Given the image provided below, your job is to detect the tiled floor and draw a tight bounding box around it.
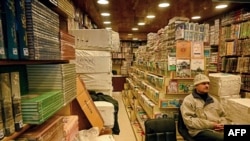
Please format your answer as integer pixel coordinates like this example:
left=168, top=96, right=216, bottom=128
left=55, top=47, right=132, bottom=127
left=112, top=92, right=137, bottom=141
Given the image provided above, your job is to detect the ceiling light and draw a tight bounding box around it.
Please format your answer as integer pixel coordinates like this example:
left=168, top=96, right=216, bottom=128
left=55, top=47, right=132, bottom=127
left=106, top=27, right=112, bottom=30
left=191, top=16, right=201, bottom=20
left=138, top=22, right=145, bottom=26
left=132, top=27, right=138, bottom=31
left=158, top=1, right=170, bottom=8
left=146, top=15, right=155, bottom=19
left=101, top=12, right=110, bottom=16
left=97, top=0, right=109, bottom=4
left=215, top=4, right=228, bottom=9
left=128, top=34, right=133, bottom=36
left=103, top=21, right=111, bottom=24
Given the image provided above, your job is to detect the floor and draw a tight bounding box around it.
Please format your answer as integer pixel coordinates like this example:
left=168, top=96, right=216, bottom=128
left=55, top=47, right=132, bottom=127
left=112, top=92, right=137, bottom=141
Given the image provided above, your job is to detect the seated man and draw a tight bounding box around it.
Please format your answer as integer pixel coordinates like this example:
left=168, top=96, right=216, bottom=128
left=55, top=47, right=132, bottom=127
left=180, top=73, right=231, bottom=141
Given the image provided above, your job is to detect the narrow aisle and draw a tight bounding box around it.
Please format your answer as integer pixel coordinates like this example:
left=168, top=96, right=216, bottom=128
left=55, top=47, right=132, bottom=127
left=112, top=92, right=137, bottom=141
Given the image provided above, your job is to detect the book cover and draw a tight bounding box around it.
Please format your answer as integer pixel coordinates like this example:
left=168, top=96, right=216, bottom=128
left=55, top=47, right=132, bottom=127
left=11, top=72, right=21, bottom=99
left=191, top=41, right=204, bottom=58
left=12, top=99, right=23, bottom=131
left=176, top=59, right=191, bottom=78
left=0, top=102, right=4, bottom=139
left=168, top=52, right=176, bottom=71
left=0, top=18, right=6, bottom=59
left=177, top=80, right=193, bottom=94
left=191, top=59, right=205, bottom=76
left=167, top=80, right=178, bottom=93
left=0, top=73, right=12, bottom=102
left=2, top=103, right=15, bottom=136
left=175, top=23, right=185, bottom=40
left=176, top=40, right=191, bottom=59
left=204, top=48, right=210, bottom=57
left=15, top=0, right=29, bottom=60
left=1, top=0, right=18, bottom=59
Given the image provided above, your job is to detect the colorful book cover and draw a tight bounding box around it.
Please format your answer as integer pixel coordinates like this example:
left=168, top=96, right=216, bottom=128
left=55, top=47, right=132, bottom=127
left=167, top=80, right=178, bottom=93
left=191, top=59, right=204, bottom=71
left=177, top=80, right=193, bottom=94
left=176, top=59, right=191, bottom=78
left=204, top=48, right=210, bottom=57
left=175, top=23, right=185, bottom=40
left=191, top=59, right=205, bottom=76
left=168, top=52, right=176, bottom=71
left=176, top=40, right=191, bottom=59
left=191, top=41, right=204, bottom=58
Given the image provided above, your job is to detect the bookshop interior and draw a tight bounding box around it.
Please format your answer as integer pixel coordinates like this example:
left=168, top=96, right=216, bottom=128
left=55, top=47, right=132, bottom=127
left=1, top=0, right=250, bottom=141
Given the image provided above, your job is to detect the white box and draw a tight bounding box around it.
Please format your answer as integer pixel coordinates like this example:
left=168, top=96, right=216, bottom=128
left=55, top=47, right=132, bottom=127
left=208, top=73, right=241, bottom=96
left=69, top=29, right=120, bottom=51
left=72, top=49, right=112, bottom=73
left=94, top=101, right=114, bottom=128
left=78, top=73, right=112, bottom=90
left=225, top=98, right=250, bottom=124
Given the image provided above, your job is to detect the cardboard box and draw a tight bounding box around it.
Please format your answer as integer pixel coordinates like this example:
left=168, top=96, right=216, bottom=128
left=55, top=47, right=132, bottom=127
left=76, top=76, right=104, bottom=132
left=63, top=116, right=79, bottom=141
left=209, top=73, right=241, bottom=96
left=94, top=101, right=114, bottom=128
left=69, top=29, right=119, bottom=51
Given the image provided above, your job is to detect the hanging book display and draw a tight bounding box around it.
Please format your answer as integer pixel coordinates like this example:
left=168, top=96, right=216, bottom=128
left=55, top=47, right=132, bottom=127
left=191, top=59, right=205, bottom=76
left=168, top=52, right=176, bottom=71
left=177, top=79, right=193, bottom=94
left=167, top=80, right=178, bottom=93
left=191, top=41, right=204, bottom=58
left=175, top=40, right=191, bottom=59
left=176, top=59, right=191, bottom=78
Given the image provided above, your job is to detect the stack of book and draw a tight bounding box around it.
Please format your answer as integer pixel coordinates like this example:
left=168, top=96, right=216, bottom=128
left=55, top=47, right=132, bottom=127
left=26, top=64, right=77, bottom=106
left=21, top=91, right=63, bottom=124
left=25, top=0, right=60, bottom=60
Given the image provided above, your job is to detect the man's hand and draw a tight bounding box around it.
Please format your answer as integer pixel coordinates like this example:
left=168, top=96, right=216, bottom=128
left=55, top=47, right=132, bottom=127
left=214, top=123, right=224, bottom=131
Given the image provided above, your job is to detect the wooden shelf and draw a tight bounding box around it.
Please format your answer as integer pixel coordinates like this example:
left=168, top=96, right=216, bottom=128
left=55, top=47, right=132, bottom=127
left=166, top=93, right=189, bottom=95
left=0, top=60, right=69, bottom=66
left=2, top=124, right=31, bottom=141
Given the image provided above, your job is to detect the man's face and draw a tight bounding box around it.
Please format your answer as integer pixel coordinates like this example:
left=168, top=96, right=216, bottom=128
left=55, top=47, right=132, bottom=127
left=195, top=82, right=210, bottom=94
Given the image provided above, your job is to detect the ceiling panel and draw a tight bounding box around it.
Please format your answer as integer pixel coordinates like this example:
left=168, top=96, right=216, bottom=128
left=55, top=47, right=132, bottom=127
left=73, top=0, right=249, bottom=40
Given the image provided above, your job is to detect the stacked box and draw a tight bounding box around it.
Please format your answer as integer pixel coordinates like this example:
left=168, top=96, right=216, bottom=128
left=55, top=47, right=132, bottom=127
left=225, top=98, right=250, bottom=124
left=69, top=29, right=120, bottom=51
left=208, top=73, right=241, bottom=96
left=19, top=116, right=64, bottom=140
left=72, top=50, right=112, bottom=73
left=63, top=116, right=79, bottom=141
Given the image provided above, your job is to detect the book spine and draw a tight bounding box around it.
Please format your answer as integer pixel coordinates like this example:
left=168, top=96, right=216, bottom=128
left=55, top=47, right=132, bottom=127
left=1, top=0, right=18, bottom=60
left=15, top=0, right=29, bottom=60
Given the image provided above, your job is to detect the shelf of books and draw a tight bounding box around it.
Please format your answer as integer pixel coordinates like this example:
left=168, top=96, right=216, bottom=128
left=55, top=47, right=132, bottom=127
left=0, top=0, right=80, bottom=140
left=219, top=8, right=250, bottom=94
left=123, top=16, right=210, bottom=141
